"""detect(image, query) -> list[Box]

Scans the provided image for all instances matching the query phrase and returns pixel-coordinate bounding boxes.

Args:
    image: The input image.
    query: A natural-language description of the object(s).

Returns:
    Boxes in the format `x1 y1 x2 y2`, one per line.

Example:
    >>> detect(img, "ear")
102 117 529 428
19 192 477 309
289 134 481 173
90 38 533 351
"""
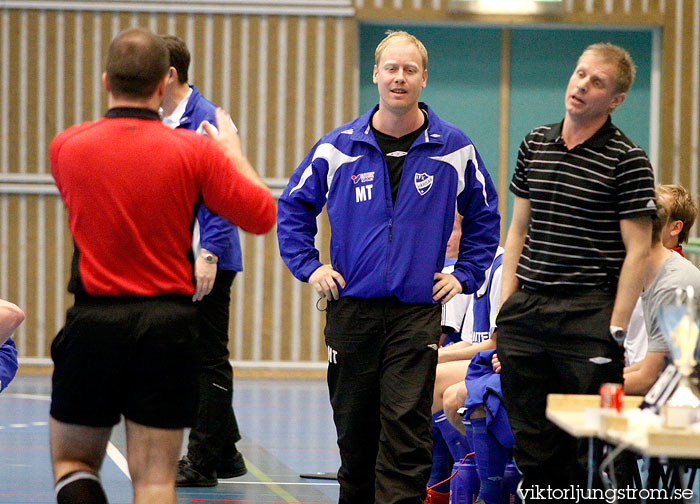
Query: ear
372 65 378 84
422 68 427 89
102 72 110 94
610 92 626 112
156 74 168 100
670 220 683 238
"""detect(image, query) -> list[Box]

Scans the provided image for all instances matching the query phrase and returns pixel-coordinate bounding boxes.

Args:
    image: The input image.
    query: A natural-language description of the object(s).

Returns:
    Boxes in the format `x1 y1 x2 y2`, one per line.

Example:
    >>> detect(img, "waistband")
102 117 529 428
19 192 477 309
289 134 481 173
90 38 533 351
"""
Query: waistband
73 293 192 307
521 283 616 298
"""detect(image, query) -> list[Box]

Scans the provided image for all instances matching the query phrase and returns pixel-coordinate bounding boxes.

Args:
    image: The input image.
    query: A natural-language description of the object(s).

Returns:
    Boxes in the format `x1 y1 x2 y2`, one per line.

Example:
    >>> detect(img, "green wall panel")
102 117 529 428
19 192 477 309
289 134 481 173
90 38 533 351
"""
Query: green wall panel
359 24 502 185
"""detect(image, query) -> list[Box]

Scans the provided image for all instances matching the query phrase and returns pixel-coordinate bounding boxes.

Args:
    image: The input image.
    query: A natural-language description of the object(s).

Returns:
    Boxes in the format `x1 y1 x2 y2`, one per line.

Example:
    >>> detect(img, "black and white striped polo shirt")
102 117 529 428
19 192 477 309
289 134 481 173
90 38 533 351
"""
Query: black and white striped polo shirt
511 117 656 289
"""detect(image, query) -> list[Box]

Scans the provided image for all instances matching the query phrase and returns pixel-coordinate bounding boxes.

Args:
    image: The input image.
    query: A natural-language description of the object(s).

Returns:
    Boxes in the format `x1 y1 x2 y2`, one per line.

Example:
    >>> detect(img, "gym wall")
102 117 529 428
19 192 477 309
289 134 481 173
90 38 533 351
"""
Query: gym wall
0 0 696 371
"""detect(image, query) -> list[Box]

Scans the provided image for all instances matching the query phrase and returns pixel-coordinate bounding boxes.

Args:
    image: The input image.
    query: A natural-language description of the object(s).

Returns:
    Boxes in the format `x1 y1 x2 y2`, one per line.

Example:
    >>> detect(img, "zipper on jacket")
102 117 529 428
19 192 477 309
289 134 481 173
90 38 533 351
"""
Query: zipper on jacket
382 217 394 292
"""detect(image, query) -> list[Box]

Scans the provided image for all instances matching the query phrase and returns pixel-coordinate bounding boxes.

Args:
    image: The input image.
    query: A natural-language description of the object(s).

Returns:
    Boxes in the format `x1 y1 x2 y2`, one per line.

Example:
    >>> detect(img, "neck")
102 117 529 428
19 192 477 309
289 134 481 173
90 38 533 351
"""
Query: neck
645 243 673 289
372 105 424 138
161 82 190 118
561 113 608 150
108 94 160 113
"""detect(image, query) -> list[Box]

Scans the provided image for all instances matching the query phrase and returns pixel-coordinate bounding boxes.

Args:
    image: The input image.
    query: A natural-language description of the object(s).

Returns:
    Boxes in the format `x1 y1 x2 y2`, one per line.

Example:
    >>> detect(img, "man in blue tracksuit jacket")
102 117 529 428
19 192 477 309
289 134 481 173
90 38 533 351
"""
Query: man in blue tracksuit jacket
0 299 23 394
161 35 246 487
277 31 500 504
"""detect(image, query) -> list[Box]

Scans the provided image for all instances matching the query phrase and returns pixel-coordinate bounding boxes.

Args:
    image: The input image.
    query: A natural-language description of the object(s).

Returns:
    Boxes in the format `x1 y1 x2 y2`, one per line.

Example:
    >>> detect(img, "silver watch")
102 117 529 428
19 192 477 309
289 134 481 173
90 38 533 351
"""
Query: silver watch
201 251 218 264
610 325 627 345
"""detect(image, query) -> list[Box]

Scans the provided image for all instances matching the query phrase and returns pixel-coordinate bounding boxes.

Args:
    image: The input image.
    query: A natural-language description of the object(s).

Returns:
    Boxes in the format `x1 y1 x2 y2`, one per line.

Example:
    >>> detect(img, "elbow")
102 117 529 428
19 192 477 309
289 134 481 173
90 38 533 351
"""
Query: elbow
237 192 277 235
624 374 653 396
249 197 278 235
3 303 24 331
259 198 278 234
0 303 25 343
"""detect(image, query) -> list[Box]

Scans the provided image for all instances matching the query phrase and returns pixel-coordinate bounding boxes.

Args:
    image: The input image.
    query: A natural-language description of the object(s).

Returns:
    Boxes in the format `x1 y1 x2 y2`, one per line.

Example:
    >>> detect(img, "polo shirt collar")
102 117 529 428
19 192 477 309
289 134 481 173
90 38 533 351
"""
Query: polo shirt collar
105 108 160 121
544 116 616 148
161 86 194 128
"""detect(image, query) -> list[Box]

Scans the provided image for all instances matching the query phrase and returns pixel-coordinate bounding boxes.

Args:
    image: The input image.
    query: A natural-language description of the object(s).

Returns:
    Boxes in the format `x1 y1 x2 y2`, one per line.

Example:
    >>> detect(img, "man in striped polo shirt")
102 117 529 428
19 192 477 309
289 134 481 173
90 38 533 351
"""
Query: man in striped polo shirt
497 43 656 497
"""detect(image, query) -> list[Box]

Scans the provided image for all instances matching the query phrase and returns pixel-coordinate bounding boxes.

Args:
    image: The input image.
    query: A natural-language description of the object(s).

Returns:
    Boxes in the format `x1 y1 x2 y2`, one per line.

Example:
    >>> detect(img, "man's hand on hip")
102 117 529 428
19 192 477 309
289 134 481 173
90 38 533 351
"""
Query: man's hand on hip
433 272 462 305
309 264 346 301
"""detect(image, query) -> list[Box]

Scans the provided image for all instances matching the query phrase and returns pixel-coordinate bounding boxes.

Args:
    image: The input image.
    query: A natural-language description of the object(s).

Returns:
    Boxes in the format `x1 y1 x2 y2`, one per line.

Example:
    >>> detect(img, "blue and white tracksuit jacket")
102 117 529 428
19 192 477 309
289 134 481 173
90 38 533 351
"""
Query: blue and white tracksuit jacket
178 85 242 272
471 250 503 343
0 338 17 393
277 103 500 304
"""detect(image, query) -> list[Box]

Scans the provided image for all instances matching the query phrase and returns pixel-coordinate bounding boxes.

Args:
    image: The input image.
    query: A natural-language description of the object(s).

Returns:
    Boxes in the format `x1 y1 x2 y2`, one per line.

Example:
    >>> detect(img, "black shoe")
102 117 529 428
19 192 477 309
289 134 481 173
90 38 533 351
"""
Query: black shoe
216 451 247 479
176 456 218 487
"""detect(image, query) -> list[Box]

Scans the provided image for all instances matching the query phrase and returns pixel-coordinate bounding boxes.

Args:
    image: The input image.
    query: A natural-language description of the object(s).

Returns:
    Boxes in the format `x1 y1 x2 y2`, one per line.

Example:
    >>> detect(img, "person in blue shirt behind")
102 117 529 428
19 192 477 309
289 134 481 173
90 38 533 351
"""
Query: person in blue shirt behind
160 34 247 488
428 238 504 504
277 30 500 504
0 299 25 393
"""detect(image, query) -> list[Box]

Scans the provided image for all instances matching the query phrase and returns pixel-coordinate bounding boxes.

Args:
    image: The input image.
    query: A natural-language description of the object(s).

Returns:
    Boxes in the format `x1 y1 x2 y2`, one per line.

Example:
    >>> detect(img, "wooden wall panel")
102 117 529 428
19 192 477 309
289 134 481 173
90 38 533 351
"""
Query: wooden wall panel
1 3 356 369
2 0 698 368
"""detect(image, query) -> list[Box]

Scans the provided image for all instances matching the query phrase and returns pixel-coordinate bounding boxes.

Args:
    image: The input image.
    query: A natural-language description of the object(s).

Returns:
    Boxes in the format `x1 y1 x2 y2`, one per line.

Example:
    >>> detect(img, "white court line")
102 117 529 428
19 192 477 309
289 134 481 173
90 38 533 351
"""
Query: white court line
4 393 50 401
106 442 131 481
5 393 131 482
2 393 333 489
218 480 338 486
102 445 337 487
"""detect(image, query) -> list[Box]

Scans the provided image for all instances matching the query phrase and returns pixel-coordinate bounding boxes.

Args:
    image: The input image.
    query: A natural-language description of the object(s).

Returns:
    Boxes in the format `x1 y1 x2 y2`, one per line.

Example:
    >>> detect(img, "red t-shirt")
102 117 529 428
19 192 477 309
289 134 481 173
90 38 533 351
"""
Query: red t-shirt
50 108 275 297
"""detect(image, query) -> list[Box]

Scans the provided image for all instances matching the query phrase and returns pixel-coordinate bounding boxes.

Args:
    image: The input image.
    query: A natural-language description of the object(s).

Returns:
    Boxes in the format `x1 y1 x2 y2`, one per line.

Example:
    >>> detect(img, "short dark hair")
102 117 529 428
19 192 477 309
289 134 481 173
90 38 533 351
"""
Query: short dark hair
106 28 169 99
161 34 190 84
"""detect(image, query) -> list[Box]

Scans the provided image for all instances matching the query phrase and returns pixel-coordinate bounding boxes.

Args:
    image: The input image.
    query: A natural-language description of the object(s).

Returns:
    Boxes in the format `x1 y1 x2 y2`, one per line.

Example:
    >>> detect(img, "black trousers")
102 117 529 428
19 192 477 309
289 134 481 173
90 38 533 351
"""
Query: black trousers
325 297 441 504
496 287 624 502
186 270 242 470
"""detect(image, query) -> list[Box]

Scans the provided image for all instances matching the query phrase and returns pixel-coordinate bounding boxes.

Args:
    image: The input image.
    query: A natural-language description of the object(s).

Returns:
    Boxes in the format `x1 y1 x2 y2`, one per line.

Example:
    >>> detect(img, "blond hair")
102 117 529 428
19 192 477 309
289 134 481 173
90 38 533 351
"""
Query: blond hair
374 30 428 70
580 42 636 94
654 184 698 244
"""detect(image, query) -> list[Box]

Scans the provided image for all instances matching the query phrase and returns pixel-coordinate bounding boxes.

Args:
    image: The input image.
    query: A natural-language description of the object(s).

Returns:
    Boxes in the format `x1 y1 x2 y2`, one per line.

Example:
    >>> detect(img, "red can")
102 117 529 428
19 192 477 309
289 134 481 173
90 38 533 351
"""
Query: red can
600 383 624 412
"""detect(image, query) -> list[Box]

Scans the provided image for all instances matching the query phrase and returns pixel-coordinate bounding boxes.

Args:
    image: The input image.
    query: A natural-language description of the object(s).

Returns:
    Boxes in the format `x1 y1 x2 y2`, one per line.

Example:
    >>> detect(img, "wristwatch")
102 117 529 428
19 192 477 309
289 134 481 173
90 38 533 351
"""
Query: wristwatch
201 250 218 264
610 325 627 345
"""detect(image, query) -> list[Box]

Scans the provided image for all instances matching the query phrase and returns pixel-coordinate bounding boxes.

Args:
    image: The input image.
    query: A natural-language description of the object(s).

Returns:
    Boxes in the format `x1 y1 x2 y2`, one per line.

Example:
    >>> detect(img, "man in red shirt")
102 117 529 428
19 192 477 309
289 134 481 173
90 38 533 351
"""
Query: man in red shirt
49 28 275 504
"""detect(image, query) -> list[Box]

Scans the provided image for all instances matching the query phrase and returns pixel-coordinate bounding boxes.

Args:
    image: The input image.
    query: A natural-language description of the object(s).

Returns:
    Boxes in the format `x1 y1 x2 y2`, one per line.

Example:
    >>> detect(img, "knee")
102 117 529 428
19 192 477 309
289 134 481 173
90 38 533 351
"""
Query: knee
468 406 486 420
443 386 460 416
132 481 176 504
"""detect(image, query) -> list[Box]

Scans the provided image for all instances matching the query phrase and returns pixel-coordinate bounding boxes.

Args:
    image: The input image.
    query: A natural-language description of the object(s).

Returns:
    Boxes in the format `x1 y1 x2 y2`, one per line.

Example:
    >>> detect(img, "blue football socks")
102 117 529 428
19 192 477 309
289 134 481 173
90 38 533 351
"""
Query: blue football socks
472 416 509 504
433 410 469 461
428 421 454 493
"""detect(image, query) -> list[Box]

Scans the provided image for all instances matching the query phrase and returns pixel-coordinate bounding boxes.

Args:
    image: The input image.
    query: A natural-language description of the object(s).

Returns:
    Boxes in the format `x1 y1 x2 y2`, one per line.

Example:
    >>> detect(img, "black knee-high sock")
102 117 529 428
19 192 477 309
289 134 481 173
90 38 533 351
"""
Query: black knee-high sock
55 471 108 504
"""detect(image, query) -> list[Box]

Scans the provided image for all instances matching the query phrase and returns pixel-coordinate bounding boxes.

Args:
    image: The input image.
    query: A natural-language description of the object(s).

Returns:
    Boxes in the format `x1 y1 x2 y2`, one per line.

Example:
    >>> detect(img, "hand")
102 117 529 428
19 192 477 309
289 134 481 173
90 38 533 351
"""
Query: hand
202 108 243 160
309 264 346 301
203 109 267 189
492 353 501 374
193 255 217 302
432 272 463 304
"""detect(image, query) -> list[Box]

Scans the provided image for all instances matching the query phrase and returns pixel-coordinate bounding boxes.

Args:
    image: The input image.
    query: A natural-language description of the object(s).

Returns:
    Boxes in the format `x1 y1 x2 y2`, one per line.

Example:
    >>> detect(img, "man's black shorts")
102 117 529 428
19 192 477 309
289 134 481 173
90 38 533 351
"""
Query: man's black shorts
50 295 199 429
